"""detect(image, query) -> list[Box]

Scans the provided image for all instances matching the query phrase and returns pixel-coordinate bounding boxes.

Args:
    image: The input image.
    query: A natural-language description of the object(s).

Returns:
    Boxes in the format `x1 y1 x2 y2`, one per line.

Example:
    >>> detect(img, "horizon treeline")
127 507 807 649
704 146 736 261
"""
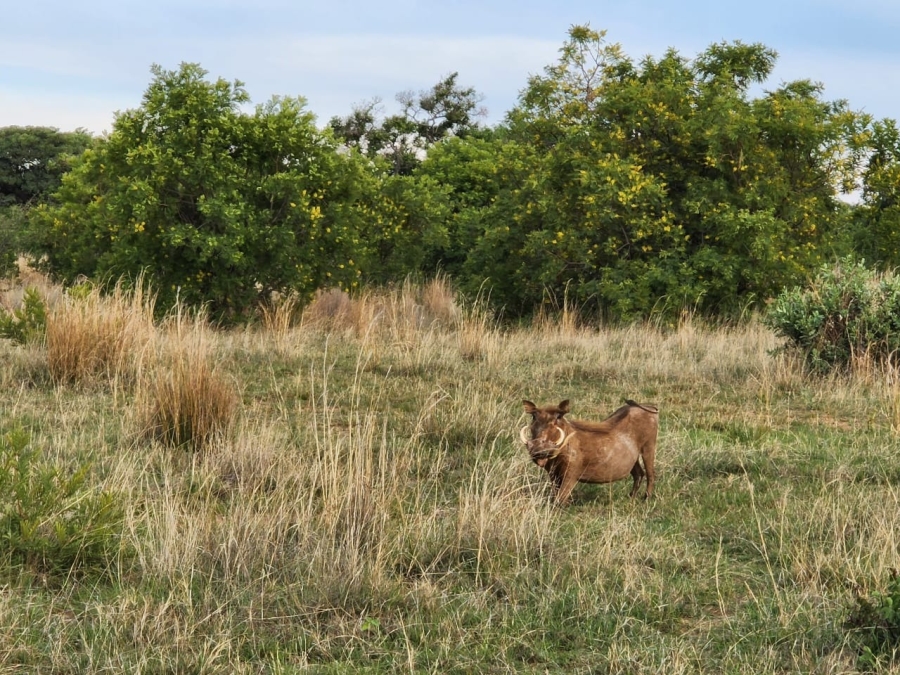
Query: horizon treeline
2 25 899 322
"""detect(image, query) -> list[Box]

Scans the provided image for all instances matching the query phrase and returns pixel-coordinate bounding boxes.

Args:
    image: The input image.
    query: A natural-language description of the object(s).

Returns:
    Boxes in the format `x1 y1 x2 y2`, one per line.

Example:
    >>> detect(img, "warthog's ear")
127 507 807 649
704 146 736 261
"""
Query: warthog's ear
557 400 570 417
523 400 538 415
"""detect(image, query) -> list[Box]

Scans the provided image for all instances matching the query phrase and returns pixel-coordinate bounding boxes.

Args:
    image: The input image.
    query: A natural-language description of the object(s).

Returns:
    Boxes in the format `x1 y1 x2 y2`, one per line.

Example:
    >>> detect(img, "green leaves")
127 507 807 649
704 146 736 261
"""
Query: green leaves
28 64 457 319
330 72 484 176
27 66 348 317
0 126 93 207
17 28 892 323
846 571 900 670
765 257 900 371
0 287 47 345
0 425 127 579
434 24 868 320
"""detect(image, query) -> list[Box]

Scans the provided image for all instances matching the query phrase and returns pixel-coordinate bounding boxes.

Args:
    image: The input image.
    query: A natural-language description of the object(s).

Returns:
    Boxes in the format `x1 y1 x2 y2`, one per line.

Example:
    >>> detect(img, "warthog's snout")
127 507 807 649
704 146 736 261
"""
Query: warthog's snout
520 424 569 467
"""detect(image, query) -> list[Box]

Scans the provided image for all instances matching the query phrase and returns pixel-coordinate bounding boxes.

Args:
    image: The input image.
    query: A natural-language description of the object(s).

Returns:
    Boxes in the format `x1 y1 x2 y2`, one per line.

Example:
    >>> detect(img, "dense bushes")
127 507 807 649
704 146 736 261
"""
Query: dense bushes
16 27 898 323
765 258 900 371
29 65 448 320
421 27 869 319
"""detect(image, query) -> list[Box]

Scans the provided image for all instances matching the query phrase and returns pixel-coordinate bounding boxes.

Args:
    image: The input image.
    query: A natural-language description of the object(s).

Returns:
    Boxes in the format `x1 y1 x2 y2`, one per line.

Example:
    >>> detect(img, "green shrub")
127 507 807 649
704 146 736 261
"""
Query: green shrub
764 258 900 371
0 426 127 579
0 206 27 278
846 571 900 670
0 287 47 345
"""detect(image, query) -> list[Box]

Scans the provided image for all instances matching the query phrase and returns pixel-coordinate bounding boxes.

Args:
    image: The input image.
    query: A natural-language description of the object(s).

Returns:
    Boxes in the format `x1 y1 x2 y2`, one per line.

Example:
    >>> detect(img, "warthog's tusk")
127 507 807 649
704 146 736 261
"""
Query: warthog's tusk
519 426 531 444
553 426 566 446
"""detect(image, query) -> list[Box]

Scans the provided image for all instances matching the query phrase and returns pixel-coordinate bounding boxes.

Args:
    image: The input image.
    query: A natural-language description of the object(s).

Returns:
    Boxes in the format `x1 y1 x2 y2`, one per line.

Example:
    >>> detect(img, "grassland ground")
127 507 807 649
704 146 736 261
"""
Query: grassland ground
1 277 899 672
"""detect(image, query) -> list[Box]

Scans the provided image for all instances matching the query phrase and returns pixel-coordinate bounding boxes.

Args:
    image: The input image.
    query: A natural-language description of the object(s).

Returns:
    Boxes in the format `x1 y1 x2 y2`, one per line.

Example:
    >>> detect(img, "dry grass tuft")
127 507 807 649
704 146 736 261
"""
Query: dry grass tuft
533 285 582 337
46 278 155 386
454 444 552 575
299 277 464 342
259 291 303 339
0 257 63 310
456 293 498 363
136 309 238 450
420 273 460 326
301 287 355 331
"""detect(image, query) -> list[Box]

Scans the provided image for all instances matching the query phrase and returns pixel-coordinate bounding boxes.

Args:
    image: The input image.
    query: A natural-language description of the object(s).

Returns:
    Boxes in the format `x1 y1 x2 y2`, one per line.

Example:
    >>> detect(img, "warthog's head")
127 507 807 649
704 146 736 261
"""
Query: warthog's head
521 399 574 467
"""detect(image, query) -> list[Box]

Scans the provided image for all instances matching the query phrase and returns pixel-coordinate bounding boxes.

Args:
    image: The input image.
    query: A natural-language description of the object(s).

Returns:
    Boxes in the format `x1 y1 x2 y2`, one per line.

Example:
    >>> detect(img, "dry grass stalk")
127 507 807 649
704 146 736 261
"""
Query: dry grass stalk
454 444 552 575
301 287 354 331
533 285 582 337
456 290 499 363
421 273 460 327
0 257 64 311
300 277 464 343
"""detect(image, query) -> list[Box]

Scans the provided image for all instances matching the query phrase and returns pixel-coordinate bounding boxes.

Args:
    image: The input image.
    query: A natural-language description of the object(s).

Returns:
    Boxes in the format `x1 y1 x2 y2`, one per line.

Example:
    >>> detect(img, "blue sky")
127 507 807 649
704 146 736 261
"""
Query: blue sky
3 0 899 133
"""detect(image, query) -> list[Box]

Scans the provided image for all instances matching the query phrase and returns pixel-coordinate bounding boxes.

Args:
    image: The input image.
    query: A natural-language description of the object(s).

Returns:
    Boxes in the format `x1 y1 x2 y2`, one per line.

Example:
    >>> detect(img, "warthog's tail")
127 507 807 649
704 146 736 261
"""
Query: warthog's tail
625 399 659 414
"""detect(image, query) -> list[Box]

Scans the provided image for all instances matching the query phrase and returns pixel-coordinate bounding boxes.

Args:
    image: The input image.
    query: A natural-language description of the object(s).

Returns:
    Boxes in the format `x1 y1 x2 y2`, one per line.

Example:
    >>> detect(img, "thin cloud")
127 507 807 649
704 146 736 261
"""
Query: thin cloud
0 87 121 132
3 2 900 133
0 32 560 131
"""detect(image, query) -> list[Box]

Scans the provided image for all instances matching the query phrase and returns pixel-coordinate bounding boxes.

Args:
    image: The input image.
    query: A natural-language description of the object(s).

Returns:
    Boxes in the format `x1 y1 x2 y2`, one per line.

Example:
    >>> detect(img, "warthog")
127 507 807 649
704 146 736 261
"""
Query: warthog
520 399 658 503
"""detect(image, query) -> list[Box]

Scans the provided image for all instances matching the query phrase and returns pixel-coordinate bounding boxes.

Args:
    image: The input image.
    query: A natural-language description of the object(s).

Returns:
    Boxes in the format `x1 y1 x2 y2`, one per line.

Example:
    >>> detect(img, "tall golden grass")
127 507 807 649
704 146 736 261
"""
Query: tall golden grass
9 273 239 451
45 279 156 386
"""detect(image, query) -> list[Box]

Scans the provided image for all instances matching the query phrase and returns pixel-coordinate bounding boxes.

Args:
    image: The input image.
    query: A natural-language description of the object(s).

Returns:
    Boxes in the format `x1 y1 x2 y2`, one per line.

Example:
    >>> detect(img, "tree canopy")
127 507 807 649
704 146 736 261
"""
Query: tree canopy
422 26 873 318
329 72 485 176
0 126 93 207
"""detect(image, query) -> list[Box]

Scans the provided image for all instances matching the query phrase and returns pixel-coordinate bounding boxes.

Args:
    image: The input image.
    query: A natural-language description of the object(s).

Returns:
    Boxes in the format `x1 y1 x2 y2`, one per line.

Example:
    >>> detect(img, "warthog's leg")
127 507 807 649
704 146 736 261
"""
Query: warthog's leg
555 471 579 505
629 461 645 498
642 440 656 499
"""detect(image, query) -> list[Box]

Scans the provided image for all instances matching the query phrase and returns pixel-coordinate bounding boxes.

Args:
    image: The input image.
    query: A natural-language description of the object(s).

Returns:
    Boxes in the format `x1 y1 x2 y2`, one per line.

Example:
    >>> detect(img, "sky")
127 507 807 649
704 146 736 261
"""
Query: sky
3 0 900 134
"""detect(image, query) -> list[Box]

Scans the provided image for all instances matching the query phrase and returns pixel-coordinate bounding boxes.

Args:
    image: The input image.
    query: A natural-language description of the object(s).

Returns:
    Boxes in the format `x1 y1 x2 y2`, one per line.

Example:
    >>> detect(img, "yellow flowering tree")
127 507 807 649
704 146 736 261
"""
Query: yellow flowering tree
452 26 865 318
32 64 374 318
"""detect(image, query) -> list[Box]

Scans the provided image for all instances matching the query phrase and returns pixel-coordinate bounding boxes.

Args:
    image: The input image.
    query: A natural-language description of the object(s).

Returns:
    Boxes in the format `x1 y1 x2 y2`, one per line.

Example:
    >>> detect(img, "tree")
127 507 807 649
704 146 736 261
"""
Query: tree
0 126 93 277
853 119 900 266
417 132 508 277
0 207 26 278
453 25 869 319
330 73 485 175
32 64 374 317
0 126 93 207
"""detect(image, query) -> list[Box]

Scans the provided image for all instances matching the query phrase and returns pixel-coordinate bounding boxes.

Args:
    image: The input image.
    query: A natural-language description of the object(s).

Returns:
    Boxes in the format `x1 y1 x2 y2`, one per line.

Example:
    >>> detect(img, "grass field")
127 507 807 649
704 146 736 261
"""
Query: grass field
1 275 900 673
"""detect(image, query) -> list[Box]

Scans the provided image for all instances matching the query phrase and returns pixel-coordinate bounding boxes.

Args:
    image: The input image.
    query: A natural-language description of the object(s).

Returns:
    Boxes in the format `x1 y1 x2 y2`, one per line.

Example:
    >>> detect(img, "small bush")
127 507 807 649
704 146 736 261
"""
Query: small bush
0 426 127 579
846 571 900 670
0 287 47 345
765 258 900 371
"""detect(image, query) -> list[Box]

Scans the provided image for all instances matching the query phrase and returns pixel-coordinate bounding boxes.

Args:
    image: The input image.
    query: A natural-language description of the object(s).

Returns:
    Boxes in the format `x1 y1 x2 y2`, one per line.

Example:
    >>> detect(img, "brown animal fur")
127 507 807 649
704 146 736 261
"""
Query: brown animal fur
521 399 658 503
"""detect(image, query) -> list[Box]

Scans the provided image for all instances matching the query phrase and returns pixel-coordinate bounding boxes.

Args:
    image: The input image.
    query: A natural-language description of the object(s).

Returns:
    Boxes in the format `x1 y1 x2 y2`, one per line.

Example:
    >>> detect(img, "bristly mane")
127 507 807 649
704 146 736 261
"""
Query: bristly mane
568 405 631 433
625 399 659 414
